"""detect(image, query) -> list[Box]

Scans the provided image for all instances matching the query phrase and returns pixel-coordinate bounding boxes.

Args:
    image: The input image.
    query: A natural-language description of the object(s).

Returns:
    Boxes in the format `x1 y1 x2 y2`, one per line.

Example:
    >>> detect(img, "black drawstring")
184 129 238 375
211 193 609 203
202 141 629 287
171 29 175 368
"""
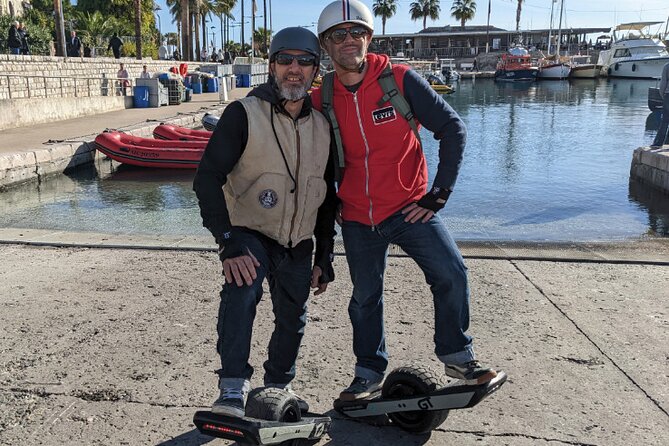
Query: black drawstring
270 106 297 193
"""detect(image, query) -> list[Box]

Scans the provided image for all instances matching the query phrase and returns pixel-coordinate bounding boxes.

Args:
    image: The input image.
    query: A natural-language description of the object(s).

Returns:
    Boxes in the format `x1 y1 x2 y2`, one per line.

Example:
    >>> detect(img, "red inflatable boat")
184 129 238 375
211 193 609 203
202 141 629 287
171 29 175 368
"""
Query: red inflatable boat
152 124 212 141
94 131 206 169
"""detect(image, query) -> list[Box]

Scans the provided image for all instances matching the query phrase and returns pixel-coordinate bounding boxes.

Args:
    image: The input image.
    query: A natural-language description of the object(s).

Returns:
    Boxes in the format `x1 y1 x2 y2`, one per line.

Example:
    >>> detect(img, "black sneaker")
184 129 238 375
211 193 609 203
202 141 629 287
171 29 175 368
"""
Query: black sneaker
266 383 310 413
339 377 382 402
212 386 248 418
444 360 497 385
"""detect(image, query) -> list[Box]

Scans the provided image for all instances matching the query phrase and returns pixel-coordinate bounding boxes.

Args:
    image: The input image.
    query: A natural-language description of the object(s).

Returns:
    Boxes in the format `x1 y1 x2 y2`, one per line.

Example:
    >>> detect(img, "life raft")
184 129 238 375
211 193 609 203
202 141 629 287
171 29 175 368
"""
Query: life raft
94 131 206 169
152 124 212 141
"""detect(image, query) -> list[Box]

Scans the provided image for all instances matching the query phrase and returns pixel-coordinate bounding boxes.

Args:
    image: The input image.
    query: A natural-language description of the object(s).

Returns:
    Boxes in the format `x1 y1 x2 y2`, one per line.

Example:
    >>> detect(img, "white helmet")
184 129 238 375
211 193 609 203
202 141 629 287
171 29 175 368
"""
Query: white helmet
317 0 374 37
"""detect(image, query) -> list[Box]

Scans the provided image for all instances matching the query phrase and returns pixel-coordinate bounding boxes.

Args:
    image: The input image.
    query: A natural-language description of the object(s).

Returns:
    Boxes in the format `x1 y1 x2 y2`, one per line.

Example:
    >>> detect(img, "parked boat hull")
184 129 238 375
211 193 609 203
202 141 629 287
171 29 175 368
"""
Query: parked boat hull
153 124 211 141
494 69 538 82
570 64 601 78
538 63 571 80
605 57 669 79
95 132 206 169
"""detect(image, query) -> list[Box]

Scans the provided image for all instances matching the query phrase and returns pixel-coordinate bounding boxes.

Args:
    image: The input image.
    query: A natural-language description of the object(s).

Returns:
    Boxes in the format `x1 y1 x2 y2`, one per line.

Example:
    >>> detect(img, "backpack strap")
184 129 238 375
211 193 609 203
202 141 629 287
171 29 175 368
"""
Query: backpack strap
320 71 345 181
376 64 422 150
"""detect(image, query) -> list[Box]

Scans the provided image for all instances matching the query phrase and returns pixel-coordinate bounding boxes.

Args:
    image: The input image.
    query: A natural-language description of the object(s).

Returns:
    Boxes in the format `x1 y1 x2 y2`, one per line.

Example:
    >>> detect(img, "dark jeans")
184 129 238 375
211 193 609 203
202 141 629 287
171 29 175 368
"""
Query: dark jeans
653 94 669 146
217 231 312 388
341 212 475 383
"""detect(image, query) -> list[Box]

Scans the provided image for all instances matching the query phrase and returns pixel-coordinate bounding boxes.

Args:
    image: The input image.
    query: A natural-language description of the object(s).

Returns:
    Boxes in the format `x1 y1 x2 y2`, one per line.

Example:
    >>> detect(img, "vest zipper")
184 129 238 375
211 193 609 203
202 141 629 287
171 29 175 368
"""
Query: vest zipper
352 92 375 229
288 120 301 246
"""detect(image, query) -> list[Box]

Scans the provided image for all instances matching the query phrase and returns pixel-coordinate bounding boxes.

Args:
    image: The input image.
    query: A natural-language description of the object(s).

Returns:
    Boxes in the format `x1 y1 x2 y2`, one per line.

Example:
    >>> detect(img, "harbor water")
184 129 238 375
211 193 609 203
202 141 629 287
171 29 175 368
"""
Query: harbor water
0 78 667 241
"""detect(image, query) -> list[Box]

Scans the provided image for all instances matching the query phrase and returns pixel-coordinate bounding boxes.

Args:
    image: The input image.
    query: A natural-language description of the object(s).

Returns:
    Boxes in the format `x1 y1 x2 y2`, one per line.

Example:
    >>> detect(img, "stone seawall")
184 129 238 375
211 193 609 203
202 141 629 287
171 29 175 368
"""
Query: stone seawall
0 55 205 131
631 146 669 194
0 54 202 100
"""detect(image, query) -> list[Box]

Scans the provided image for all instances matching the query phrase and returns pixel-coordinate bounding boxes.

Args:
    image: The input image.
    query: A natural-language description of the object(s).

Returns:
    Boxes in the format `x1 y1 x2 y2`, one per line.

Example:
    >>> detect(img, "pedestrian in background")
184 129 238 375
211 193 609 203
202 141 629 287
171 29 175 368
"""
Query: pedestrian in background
7 21 21 55
117 63 129 96
67 31 82 57
108 33 123 59
652 62 669 148
19 22 29 55
139 65 151 79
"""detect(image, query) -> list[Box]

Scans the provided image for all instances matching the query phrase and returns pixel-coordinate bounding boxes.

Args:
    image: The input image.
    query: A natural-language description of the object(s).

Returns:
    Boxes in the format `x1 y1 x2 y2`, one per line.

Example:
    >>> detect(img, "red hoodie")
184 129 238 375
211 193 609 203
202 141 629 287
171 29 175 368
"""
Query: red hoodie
311 53 428 227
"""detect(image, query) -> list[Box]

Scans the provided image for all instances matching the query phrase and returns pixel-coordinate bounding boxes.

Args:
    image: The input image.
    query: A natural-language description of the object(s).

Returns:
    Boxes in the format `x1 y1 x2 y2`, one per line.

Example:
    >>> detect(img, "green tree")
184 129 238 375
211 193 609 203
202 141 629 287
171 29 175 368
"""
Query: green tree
252 27 271 57
450 0 476 28
212 0 237 52
372 0 397 35
515 0 524 32
410 0 441 30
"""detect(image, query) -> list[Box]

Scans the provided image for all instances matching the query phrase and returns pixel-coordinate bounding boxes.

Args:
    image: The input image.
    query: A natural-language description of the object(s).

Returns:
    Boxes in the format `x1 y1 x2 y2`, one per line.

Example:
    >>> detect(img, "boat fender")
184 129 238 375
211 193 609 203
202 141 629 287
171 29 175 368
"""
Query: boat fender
614 63 620 71
632 63 636 72
608 67 612 75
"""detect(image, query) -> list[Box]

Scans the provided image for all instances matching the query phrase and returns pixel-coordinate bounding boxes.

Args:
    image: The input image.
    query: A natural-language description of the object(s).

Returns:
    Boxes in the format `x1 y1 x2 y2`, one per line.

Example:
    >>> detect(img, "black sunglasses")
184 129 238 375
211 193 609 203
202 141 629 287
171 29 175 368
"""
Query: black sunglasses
327 26 369 44
274 53 318 67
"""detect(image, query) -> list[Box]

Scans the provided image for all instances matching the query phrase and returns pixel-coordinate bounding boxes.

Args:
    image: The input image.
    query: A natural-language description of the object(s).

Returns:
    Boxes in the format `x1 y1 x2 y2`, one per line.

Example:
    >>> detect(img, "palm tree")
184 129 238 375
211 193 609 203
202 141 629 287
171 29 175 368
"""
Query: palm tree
372 0 397 35
450 0 476 28
213 0 236 52
409 0 441 30
134 0 142 58
515 0 524 32
180 0 190 59
252 27 271 57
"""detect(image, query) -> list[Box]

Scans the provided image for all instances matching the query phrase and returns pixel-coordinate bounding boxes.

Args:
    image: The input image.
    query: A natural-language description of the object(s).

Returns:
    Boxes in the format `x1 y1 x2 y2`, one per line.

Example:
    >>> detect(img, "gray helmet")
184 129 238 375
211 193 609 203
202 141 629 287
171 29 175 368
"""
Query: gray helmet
269 27 321 64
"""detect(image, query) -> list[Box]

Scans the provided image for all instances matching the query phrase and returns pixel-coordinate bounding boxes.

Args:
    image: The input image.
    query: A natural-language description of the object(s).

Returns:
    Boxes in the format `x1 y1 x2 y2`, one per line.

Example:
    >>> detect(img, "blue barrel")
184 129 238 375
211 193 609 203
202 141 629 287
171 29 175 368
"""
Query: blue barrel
207 77 219 93
184 77 191 89
192 81 202 94
133 86 150 108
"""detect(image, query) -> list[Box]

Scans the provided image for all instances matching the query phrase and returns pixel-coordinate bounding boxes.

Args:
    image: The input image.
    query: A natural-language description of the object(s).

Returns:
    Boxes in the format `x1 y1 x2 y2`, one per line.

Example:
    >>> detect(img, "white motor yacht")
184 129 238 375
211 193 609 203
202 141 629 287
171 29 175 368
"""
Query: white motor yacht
598 22 669 79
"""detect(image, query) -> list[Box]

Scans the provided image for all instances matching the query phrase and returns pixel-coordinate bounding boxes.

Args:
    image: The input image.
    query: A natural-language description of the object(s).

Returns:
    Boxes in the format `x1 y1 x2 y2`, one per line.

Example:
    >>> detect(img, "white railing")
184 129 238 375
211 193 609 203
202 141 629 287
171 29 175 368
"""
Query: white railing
0 74 135 100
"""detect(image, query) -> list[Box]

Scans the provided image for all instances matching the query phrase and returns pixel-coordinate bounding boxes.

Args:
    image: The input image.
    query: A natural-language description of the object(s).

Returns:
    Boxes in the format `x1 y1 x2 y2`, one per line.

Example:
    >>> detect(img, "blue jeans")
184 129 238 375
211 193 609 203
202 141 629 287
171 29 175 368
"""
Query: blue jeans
342 212 475 383
217 232 312 389
10 47 20 55
653 94 669 146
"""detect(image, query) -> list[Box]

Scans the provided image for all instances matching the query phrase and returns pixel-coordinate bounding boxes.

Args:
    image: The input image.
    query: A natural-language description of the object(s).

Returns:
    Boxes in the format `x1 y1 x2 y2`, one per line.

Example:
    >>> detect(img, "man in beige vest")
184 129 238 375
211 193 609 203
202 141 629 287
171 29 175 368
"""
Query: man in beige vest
193 27 336 418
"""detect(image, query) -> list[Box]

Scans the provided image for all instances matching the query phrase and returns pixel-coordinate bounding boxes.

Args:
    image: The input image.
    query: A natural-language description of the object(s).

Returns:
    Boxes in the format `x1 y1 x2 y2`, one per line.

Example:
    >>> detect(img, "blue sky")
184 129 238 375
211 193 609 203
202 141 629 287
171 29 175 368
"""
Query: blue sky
154 0 669 45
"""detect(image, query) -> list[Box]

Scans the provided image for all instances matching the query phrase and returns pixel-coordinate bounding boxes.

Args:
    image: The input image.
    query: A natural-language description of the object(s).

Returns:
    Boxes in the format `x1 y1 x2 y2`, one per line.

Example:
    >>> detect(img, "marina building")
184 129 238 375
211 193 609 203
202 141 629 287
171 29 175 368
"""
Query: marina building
371 25 612 59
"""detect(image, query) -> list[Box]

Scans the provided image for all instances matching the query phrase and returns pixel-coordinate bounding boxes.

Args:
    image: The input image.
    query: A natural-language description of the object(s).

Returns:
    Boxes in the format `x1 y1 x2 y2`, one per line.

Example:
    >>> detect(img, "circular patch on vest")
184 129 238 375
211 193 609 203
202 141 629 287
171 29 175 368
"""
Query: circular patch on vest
258 189 279 209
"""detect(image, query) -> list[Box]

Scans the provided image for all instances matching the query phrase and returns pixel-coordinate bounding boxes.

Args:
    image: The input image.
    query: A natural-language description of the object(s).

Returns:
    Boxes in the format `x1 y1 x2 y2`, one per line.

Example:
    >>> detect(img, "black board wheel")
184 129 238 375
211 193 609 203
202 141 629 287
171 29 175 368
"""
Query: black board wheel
381 365 449 434
246 387 302 423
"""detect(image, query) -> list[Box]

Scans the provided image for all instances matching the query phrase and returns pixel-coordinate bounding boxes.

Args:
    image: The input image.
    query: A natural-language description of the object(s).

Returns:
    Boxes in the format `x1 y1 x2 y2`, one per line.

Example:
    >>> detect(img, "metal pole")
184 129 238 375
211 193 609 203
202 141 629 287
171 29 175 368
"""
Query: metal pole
263 0 268 53
548 0 555 55
241 0 245 53
486 0 491 53
251 0 256 58
556 0 564 57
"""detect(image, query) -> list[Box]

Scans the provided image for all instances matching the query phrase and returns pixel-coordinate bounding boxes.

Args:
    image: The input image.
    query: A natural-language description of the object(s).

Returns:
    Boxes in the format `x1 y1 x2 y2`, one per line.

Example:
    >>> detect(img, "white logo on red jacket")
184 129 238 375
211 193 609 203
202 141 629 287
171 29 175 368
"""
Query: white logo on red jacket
372 106 397 125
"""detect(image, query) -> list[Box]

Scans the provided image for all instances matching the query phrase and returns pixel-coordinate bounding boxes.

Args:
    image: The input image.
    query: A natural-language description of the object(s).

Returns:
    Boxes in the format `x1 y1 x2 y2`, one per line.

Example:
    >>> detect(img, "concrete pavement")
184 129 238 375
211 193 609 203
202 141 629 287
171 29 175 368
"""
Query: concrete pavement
0 243 667 445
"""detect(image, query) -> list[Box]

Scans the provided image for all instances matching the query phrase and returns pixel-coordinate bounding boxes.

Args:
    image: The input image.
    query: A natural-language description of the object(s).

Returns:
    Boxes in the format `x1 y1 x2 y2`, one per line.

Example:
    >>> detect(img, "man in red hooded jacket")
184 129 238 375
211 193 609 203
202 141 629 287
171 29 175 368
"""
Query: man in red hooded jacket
311 0 498 402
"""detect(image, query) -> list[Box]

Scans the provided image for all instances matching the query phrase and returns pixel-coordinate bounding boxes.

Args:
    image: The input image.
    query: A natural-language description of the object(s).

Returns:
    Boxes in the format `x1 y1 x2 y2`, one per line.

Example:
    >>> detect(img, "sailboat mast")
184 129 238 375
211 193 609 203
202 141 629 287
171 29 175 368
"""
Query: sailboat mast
556 0 565 57
547 0 555 55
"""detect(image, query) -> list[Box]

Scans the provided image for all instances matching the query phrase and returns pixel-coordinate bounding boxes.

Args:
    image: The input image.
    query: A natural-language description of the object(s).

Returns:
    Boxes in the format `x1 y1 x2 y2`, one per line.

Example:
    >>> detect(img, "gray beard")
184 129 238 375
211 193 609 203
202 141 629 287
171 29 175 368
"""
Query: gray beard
278 82 309 101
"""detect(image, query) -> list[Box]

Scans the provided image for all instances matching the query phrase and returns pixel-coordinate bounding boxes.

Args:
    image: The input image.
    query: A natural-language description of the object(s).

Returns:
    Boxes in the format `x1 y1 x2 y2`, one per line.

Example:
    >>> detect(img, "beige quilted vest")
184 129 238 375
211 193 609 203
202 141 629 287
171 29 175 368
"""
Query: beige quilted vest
223 96 331 247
